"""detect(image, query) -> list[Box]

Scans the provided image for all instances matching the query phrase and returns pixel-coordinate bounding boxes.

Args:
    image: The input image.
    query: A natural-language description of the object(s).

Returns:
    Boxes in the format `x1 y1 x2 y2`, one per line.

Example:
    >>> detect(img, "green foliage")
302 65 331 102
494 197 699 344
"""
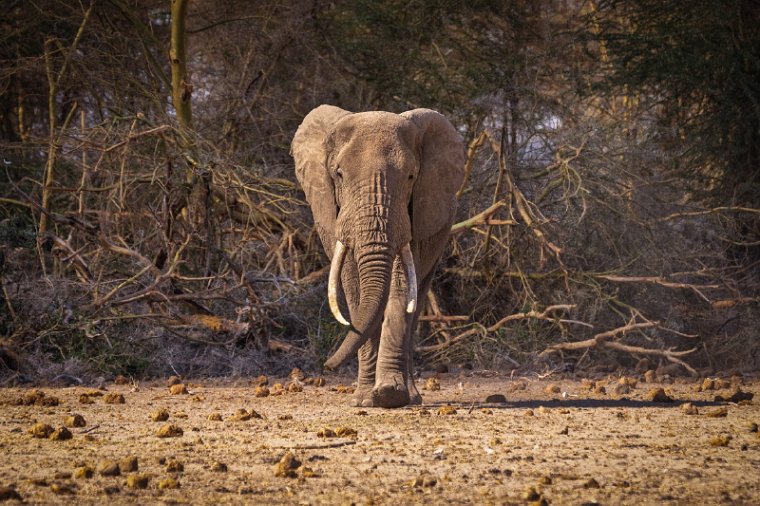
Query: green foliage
588 0 760 206
321 0 535 112
0 214 36 249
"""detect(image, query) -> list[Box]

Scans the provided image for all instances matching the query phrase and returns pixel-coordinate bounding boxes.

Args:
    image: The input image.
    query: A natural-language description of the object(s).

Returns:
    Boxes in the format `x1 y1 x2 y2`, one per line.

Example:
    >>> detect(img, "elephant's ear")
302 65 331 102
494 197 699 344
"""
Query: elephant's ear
291 105 352 256
401 109 465 241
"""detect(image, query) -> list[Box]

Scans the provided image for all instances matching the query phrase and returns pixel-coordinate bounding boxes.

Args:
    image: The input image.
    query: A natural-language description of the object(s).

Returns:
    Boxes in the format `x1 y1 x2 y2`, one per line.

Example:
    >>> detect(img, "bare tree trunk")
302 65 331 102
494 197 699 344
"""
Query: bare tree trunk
38 5 93 255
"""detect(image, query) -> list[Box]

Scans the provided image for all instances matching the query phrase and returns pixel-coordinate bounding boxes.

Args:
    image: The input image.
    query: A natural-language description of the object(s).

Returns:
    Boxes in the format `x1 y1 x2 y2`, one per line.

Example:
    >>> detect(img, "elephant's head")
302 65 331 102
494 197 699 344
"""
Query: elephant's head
291 105 464 369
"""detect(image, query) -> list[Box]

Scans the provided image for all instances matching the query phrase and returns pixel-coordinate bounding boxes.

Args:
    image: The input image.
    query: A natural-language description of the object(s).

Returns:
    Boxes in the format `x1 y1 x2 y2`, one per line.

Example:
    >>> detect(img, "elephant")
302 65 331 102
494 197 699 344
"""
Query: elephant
291 105 464 408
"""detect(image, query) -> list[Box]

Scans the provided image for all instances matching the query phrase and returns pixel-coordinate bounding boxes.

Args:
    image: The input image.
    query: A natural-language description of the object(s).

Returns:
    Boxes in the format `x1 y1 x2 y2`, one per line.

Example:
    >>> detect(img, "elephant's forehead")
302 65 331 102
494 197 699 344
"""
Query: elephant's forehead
333 113 415 154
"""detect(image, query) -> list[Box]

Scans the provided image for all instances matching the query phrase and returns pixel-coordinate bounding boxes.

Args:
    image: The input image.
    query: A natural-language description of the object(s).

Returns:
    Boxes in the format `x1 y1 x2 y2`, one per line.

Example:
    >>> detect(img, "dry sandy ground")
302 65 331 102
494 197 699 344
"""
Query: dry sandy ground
1 370 759 505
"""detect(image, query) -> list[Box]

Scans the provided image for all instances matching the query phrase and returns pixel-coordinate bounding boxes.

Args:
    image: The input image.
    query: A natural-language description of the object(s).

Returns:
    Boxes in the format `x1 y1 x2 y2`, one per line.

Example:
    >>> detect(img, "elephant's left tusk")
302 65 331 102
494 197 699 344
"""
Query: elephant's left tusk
328 240 351 326
401 243 417 314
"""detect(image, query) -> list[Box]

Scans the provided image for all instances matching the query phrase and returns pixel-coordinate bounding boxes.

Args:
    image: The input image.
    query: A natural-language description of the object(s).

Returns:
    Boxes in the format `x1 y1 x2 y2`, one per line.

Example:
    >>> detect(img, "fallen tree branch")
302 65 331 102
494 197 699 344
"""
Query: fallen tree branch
595 274 718 302
416 304 582 353
539 320 698 375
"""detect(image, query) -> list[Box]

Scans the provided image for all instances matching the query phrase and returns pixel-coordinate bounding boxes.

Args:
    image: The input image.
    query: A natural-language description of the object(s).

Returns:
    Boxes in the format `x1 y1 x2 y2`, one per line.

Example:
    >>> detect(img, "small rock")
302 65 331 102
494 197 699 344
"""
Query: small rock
748 422 758 433
158 477 180 489
646 388 674 402
229 409 262 422
49 483 75 495
150 409 170 422
29 423 54 438
273 452 301 478
709 435 731 447
706 407 728 418
544 384 561 394
207 412 223 421
78 394 94 404
522 486 540 500
411 475 437 488
126 474 149 489
165 459 184 473
437 405 458 415
254 386 270 397
538 475 553 485
287 382 303 393
316 427 336 438
313 376 326 387
485 394 507 403
49 427 72 441
581 379 596 390
99 461 121 477
333 384 355 394
119 456 138 473
169 384 188 395
643 370 657 383
64 414 86 428
507 381 527 392
103 393 125 404
613 383 631 395
73 466 94 479
114 375 129 385
156 424 183 438
210 461 228 473
335 427 357 437
424 377 441 391
715 388 754 403
680 403 699 415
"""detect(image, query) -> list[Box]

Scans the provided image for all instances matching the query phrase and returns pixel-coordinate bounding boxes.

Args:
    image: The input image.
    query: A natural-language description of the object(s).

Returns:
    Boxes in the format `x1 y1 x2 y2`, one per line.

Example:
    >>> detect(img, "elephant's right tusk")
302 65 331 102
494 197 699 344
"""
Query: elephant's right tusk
328 240 351 326
401 243 417 314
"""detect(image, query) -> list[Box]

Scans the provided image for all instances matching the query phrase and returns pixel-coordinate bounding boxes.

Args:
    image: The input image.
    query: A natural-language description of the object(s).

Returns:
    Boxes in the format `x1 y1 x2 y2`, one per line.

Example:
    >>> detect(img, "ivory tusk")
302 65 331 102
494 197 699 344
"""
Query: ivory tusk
401 243 417 314
328 240 351 326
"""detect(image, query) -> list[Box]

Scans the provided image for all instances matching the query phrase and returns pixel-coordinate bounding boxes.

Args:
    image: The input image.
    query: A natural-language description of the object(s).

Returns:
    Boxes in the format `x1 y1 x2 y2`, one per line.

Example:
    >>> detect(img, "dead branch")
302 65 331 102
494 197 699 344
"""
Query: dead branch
416 304 582 353
595 274 718 301
450 201 512 234
539 321 698 374
658 206 760 222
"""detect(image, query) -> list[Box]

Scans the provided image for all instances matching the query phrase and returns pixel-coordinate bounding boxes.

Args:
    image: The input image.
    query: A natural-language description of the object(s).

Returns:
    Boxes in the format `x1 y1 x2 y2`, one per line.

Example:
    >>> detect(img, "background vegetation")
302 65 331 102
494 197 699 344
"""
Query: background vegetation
1 0 758 382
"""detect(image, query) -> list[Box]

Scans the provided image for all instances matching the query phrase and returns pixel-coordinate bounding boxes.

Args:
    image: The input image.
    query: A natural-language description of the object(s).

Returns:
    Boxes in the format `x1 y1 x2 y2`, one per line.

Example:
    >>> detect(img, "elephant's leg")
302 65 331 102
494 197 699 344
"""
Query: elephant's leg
340 255 380 407
351 333 380 407
372 258 411 408
404 271 435 406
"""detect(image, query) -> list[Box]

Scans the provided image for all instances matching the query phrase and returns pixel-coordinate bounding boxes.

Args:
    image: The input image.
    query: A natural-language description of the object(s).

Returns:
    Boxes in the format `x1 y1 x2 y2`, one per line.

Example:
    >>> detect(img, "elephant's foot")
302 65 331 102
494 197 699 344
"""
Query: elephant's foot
350 385 375 408
371 375 410 408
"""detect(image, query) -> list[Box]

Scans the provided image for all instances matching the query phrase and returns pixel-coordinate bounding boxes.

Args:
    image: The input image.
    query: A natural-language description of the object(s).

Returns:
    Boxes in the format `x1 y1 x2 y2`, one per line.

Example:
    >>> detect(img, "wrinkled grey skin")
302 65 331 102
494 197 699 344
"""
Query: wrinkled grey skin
291 105 464 407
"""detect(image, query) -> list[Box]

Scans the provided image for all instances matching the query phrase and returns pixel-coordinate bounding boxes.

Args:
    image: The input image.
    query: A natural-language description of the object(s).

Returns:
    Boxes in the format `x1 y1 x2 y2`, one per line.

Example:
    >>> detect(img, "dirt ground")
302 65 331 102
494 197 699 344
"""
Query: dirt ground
1 370 759 505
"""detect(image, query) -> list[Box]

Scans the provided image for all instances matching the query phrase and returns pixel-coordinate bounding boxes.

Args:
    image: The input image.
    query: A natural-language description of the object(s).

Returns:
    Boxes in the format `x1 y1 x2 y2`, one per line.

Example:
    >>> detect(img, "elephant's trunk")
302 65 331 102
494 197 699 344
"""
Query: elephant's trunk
323 241 393 370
